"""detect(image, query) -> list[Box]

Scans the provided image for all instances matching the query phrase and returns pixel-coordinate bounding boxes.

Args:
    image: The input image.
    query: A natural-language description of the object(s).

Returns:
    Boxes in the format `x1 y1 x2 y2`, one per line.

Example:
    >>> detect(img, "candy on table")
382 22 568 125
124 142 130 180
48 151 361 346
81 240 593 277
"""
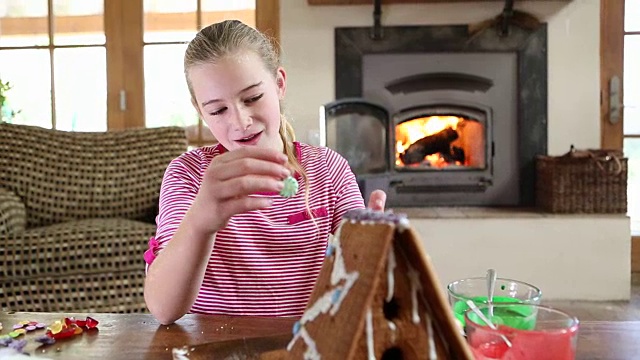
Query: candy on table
35 335 56 345
0 316 99 351
45 316 99 341
10 320 46 334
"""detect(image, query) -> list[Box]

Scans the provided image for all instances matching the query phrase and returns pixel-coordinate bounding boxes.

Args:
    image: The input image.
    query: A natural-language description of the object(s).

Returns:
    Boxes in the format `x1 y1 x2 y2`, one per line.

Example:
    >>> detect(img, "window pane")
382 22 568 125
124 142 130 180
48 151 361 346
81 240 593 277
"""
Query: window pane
144 44 198 129
54 47 107 132
53 0 104 45
0 0 49 47
626 0 640 32
625 138 640 235
144 0 197 43
0 49 52 128
624 35 640 135
201 0 255 28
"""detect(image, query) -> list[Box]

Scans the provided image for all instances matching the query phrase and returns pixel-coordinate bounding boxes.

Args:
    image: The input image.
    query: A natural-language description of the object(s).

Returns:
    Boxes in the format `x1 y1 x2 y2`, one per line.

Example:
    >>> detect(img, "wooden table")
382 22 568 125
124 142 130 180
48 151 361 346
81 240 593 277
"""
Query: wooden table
1 312 639 359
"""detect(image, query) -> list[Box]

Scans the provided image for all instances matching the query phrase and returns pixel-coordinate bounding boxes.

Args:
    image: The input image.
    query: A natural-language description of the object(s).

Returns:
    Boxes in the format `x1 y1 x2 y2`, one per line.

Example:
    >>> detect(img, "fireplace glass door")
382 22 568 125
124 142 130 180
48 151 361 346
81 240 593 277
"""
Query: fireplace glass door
393 105 488 172
320 99 389 175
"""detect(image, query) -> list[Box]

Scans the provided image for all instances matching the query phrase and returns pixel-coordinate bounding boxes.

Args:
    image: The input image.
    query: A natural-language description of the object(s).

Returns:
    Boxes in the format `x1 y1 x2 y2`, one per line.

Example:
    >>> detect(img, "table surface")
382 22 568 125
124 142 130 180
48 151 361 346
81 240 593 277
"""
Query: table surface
1 312 639 359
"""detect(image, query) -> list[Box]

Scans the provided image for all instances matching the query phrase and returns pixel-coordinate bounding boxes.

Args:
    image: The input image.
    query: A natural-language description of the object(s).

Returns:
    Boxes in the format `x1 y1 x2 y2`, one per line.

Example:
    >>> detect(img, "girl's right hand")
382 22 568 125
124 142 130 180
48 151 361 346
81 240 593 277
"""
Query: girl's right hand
187 147 290 235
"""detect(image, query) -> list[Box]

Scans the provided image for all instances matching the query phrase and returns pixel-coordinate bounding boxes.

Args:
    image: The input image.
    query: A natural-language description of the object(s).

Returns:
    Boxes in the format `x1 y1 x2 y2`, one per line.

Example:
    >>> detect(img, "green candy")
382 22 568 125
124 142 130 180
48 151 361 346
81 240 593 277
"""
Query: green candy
280 176 298 198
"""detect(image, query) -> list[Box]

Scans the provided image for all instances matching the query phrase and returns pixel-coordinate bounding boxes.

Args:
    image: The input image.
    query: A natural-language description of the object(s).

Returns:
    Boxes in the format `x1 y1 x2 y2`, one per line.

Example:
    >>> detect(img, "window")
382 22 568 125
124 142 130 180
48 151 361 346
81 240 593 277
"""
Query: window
0 0 278 146
624 1 640 234
0 0 107 131
143 0 257 147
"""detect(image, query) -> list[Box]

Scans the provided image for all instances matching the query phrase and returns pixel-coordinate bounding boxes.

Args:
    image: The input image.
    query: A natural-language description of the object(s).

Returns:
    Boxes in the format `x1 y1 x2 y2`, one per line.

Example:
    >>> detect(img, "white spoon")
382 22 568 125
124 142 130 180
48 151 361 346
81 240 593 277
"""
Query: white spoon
487 268 497 317
466 300 512 348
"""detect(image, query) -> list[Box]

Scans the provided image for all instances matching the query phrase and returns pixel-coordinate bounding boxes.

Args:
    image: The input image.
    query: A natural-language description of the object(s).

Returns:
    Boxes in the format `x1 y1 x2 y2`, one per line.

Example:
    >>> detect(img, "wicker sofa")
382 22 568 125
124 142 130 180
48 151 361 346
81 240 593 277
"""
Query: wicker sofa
0 123 187 313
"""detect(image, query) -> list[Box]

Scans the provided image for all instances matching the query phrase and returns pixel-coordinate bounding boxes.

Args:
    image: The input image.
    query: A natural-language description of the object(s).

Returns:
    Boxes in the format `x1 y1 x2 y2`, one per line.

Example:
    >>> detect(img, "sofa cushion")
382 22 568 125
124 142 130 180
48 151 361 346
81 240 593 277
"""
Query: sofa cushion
0 123 187 228
0 218 154 312
0 218 154 279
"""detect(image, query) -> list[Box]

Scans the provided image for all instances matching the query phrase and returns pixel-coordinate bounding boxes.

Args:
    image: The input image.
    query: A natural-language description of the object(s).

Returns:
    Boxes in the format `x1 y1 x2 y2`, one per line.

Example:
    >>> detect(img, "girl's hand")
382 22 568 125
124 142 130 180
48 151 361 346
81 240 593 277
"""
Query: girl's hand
188 147 290 235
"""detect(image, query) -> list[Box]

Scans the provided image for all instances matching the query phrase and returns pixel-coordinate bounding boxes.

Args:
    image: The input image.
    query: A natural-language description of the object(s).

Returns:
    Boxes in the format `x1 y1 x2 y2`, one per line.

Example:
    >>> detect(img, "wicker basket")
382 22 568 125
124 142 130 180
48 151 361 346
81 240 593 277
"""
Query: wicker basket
535 147 627 213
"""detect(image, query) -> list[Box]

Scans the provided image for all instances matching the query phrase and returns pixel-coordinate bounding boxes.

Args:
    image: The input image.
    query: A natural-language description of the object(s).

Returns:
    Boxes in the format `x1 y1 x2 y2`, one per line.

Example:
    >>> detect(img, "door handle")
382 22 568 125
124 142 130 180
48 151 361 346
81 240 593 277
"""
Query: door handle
609 75 621 125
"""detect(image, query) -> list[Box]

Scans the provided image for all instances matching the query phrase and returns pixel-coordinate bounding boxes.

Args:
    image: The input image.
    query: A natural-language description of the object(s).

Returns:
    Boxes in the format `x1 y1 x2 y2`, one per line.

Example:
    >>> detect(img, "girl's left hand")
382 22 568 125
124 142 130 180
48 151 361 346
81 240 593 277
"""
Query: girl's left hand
367 189 387 212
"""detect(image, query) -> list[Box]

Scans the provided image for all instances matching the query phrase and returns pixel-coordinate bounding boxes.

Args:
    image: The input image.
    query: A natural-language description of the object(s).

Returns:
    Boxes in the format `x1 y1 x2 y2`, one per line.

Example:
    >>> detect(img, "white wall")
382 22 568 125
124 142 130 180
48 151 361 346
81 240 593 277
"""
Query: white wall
280 0 600 155
411 215 630 301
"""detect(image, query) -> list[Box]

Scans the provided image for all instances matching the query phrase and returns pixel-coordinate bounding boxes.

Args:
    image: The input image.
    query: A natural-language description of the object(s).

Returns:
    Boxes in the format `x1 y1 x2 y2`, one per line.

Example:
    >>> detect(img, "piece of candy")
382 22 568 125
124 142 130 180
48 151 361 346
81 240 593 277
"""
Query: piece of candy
12 324 23 330
13 329 26 335
85 317 99 329
35 335 56 345
48 328 76 340
25 325 36 332
49 321 63 334
280 176 298 198
8 331 20 338
8 339 27 352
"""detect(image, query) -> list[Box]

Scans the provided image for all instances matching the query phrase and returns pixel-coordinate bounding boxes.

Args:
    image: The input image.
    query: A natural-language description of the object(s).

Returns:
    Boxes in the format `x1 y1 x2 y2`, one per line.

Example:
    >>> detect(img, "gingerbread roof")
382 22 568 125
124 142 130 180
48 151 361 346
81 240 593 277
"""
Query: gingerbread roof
285 208 473 359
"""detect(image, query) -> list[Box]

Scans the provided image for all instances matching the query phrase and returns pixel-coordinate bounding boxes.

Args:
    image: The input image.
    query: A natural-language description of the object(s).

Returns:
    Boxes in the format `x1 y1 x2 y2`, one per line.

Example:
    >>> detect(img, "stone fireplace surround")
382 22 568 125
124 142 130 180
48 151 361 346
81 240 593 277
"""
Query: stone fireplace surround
334 23 547 207
329 22 630 301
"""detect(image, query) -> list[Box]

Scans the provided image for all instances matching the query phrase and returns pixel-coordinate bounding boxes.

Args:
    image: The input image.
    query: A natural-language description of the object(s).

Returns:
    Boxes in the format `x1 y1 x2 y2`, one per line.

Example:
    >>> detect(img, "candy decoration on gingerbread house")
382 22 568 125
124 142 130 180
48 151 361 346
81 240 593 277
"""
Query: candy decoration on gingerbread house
286 208 473 359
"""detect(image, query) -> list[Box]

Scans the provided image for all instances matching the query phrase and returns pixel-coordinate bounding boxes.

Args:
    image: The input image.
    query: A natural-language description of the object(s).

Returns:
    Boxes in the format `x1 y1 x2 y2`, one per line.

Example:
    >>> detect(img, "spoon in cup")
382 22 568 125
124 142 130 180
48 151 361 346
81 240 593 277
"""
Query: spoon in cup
487 268 497 317
466 300 512 348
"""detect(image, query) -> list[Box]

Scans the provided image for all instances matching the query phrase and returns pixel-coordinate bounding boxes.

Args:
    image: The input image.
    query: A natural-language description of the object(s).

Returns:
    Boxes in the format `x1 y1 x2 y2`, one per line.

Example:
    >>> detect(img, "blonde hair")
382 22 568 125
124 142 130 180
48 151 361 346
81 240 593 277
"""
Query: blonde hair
184 20 313 221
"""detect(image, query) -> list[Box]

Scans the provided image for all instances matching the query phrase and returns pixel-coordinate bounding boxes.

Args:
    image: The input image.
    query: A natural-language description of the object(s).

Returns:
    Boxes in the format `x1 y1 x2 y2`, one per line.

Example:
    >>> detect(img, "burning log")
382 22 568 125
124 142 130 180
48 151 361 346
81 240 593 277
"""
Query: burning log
442 146 466 164
400 127 459 165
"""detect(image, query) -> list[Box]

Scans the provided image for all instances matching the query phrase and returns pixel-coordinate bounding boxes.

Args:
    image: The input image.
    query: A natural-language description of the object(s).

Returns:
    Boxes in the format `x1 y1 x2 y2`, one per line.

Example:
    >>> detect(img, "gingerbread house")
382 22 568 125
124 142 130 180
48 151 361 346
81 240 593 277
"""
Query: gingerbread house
285 208 473 359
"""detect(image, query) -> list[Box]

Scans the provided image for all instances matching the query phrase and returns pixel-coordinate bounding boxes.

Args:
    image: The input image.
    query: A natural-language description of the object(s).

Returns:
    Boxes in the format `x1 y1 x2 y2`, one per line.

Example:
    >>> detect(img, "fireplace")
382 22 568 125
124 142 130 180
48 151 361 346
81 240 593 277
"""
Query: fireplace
320 24 548 207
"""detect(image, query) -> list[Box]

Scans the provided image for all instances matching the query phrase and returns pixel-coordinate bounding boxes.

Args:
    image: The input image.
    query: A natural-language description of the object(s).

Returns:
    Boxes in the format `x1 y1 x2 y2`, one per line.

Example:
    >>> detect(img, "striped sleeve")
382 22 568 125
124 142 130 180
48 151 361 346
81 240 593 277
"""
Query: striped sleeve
146 152 204 265
325 147 365 234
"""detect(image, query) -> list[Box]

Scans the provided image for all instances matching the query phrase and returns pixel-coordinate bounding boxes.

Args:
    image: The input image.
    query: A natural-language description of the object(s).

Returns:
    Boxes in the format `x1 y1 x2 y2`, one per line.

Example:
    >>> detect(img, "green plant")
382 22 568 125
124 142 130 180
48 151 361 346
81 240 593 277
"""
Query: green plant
0 79 11 108
0 78 19 123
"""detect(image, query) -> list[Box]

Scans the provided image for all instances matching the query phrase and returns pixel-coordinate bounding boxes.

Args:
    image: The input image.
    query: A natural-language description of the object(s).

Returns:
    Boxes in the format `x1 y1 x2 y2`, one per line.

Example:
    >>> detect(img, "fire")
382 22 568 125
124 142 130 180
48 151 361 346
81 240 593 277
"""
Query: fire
395 116 462 167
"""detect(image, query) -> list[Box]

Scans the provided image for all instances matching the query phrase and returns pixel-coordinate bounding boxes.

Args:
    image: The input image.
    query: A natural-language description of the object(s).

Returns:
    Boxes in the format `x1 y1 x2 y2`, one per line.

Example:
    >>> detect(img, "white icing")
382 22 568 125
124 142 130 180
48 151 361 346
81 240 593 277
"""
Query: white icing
300 290 336 323
287 327 321 360
301 328 321 360
385 246 396 302
425 314 438 360
397 218 410 232
387 321 397 344
329 272 359 316
171 346 190 360
290 219 360 355
366 308 375 360
407 266 422 324
287 331 301 351
330 223 347 286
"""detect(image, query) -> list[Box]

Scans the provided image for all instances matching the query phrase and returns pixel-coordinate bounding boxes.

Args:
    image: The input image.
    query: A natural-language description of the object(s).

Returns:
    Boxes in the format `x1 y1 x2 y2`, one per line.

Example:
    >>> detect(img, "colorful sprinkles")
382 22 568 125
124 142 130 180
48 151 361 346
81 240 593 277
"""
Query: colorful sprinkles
280 176 299 198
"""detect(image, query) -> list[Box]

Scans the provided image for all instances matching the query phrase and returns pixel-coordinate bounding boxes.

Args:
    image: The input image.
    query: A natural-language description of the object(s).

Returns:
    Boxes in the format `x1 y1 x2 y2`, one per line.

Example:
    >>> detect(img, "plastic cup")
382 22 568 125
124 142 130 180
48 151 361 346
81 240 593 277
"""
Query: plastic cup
464 304 579 360
447 277 542 328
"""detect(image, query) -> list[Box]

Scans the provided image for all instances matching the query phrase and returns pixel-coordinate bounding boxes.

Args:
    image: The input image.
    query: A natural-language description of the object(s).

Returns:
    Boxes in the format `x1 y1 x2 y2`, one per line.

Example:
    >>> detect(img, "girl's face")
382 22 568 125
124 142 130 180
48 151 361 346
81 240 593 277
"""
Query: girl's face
188 50 286 153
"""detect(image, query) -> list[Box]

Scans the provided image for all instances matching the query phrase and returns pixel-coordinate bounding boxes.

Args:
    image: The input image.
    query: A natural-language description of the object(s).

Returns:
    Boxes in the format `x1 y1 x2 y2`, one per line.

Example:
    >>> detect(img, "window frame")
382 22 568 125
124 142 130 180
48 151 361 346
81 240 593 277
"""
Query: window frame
107 0 280 140
0 0 280 139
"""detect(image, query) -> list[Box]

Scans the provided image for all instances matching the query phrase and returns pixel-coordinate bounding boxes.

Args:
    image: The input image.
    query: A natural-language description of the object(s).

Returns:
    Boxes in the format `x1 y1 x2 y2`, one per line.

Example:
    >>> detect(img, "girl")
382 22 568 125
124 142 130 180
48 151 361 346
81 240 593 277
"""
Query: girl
143 20 386 325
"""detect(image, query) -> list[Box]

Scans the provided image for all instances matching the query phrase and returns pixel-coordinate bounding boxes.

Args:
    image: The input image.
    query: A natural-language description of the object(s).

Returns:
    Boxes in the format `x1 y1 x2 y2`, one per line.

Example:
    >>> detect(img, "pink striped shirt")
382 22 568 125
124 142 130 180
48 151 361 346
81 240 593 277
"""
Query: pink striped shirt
145 142 364 317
